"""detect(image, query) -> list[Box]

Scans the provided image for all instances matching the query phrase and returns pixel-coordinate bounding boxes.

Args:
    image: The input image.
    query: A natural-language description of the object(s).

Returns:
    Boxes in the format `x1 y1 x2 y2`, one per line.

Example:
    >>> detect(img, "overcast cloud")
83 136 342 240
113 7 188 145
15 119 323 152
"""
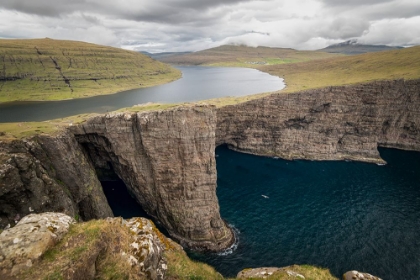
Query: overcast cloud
0 0 419 52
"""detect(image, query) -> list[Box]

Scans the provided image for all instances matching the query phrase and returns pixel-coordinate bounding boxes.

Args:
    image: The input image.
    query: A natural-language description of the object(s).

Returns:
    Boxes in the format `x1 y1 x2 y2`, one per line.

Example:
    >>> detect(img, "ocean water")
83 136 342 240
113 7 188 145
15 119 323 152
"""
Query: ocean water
189 146 420 279
101 146 420 279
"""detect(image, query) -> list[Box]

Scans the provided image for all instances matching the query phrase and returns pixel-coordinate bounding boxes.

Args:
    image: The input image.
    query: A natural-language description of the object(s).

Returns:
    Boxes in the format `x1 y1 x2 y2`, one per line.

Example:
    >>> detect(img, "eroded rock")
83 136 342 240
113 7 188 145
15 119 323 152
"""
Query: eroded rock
0 212 75 276
71 105 234 251
0 213 173 280
343 270 382 280
217 79 420 163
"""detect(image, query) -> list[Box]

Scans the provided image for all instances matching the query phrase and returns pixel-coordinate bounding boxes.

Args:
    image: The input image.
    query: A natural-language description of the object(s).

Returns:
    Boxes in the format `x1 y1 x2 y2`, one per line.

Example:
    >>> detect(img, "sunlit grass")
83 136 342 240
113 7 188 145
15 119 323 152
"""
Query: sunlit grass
0 38 181 102
260 45 420 93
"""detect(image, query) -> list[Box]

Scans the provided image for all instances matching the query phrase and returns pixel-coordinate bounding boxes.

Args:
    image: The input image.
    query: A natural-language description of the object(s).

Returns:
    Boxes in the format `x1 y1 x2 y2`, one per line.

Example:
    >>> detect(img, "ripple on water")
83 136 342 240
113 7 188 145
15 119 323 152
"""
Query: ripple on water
190 146 420 280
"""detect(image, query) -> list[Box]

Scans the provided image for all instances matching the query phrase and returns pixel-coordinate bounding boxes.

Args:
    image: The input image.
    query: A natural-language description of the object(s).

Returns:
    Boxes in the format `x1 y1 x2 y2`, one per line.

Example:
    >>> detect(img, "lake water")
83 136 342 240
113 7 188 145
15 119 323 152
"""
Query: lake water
0 66 284 122
188 146 420 279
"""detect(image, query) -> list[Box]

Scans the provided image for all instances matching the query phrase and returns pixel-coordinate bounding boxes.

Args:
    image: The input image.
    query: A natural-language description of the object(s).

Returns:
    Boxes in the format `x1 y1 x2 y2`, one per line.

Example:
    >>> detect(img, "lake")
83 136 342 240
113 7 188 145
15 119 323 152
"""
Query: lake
0 66 284 122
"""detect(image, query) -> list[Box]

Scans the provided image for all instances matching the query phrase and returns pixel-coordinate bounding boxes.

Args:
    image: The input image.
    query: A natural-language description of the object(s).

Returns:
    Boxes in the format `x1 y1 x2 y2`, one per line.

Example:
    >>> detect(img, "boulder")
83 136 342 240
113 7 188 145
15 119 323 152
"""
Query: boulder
0 212 75 276
343 270 382 280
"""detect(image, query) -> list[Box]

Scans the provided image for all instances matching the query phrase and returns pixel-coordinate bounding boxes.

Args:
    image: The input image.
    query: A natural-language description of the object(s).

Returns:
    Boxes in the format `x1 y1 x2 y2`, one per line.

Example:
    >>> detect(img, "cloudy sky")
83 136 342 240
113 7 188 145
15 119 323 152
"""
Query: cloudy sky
0 0 419 53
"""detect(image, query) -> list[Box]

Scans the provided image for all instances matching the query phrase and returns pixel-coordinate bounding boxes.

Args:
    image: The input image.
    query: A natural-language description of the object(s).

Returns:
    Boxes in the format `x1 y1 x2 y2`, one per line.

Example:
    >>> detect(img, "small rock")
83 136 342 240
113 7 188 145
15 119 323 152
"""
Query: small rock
343 270 382 280
0 212 75 275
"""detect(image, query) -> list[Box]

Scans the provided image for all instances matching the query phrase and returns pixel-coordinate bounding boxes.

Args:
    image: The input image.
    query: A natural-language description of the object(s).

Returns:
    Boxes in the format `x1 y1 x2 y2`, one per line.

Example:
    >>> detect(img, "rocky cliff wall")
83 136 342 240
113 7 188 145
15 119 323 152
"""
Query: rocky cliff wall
217 79 420 163
0 133 113 228
1 79 419 253
69 105 234 251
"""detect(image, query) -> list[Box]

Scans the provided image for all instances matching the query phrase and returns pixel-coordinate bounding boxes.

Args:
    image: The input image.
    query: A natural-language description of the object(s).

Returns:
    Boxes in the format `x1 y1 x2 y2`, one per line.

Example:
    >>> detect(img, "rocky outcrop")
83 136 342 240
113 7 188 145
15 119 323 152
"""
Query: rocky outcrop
343 270 382 280
0 135 113 229
1 79 419 253
0 140 77 227
217 79 420 163
69 105 234 251
0 212 75 277
237 265 337 279
0 213 171 280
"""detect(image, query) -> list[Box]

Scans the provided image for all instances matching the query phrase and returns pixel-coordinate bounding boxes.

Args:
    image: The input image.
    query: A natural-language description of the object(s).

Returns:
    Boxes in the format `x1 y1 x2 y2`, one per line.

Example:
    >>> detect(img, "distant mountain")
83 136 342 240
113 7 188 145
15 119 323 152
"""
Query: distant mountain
156 45 341 65
140 51 192 60
320 39 403 55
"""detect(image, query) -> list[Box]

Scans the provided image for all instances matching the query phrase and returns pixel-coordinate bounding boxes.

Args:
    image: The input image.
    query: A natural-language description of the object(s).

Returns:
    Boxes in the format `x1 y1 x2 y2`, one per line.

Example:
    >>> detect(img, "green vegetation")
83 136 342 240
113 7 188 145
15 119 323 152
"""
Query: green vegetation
159 43 420 103
165 249 224 279
22 219 132 280
0 103 178 139
8 216 338 280
165 249 338 280
262 265 337 280
261 45 420 93
0 38 181 102
159 45 343 66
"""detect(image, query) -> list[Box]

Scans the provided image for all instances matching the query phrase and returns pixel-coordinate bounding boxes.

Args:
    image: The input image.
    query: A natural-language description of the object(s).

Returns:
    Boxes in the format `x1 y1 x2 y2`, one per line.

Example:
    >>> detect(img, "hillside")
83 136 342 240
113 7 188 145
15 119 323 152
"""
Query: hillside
158 44 343 66
261 45 420 93
0 38 181 102
320 39 403 55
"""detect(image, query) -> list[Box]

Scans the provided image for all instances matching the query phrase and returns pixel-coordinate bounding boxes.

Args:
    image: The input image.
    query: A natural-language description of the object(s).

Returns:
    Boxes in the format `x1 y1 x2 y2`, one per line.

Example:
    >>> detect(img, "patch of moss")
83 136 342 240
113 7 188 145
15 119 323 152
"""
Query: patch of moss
165 249 224 280
43 270 64 280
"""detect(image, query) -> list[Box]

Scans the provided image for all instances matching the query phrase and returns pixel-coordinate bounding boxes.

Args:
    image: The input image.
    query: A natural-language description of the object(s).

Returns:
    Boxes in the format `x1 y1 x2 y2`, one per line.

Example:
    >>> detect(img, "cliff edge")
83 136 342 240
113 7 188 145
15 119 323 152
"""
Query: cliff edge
1 79 419 253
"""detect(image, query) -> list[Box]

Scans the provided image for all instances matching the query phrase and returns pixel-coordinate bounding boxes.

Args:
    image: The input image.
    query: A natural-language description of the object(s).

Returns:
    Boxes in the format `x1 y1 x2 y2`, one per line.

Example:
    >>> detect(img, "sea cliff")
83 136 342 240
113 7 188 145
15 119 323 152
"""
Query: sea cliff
1 79 419 252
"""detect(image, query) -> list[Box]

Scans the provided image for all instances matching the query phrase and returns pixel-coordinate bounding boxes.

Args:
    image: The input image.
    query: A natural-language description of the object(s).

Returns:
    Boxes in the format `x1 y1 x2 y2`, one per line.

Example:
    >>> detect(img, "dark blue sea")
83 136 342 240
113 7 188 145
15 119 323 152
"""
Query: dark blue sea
102 146 420 280
188 146 420 279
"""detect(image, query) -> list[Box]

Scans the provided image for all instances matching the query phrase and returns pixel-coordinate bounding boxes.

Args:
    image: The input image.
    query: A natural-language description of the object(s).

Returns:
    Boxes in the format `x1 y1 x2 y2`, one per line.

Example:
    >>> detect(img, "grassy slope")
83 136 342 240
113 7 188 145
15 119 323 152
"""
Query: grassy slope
16 219 336 280
260 45 420 93
1 45 419 139
159 45 343 66
0 38 181 102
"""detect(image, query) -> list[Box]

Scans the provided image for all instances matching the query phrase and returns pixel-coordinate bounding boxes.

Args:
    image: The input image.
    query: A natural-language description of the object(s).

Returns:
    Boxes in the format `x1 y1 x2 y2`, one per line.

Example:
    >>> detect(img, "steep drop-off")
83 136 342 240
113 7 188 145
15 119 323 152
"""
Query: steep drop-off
69 106 234 251
1 79 419 252
217 79 420 163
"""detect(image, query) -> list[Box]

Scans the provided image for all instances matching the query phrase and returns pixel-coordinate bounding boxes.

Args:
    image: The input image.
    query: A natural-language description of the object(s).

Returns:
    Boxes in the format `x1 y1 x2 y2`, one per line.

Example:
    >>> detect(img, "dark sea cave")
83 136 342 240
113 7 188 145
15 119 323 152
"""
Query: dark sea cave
101 178 150 220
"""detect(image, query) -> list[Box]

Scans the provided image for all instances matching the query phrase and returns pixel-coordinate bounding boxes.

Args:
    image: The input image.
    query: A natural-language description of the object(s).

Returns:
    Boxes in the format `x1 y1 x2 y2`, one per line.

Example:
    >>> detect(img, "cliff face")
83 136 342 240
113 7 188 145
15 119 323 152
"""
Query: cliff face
69 105 233 251
0 134 113 227
1 79 419 252
217 79 420 163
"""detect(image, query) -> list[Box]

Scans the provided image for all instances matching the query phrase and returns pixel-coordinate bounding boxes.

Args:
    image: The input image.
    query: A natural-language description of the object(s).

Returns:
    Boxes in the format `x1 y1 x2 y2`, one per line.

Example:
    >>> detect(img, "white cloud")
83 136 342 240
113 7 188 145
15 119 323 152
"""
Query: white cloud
0 0 419 52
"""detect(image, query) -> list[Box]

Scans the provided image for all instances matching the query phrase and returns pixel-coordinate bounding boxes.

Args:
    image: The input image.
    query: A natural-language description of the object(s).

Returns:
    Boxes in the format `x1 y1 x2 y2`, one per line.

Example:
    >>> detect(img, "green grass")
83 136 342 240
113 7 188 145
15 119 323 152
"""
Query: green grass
165 249 224 280
12 217 339 280
0 103 179 139
261 45 420 93
0 38 181 102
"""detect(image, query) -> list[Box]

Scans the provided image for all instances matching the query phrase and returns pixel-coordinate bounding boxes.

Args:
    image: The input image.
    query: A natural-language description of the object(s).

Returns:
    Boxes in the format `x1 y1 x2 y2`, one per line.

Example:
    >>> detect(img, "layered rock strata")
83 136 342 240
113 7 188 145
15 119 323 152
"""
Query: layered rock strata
0 134 113 228
1 79 419 253
69 105 234 251
217 79 420 163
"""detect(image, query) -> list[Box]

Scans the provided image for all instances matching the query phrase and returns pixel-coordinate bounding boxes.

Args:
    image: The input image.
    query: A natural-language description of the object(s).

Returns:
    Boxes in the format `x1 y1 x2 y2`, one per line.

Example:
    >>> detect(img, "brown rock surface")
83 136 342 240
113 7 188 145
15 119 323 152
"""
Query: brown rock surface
0 212 75 276
0 140 77 227
217 79 420 163
1 79 419 253
70 105 234 251
0 135 113 229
